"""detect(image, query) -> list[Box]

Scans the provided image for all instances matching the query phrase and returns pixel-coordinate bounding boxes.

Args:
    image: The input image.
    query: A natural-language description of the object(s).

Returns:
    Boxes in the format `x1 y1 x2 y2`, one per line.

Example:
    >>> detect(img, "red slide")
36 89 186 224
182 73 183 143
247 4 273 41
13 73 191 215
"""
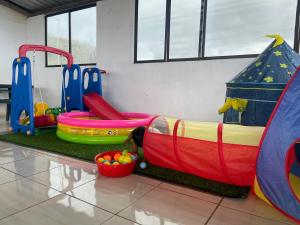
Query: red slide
83 93 126 120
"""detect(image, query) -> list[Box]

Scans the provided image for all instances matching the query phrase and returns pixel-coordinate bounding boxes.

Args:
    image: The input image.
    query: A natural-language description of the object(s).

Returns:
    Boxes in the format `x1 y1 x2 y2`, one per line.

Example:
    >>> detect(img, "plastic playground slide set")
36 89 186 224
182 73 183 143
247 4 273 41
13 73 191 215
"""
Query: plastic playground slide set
57 112 153 144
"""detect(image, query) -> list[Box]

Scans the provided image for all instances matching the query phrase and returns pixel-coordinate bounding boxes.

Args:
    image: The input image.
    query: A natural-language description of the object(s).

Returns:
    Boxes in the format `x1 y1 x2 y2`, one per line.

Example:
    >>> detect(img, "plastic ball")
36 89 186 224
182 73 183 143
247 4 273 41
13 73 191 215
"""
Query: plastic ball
103 155 112 162
114 153 121 161
122 155 132 164
103 161 111 166
112 162 120 165
139 162 147 169
97 157 105 163
118 156 124 164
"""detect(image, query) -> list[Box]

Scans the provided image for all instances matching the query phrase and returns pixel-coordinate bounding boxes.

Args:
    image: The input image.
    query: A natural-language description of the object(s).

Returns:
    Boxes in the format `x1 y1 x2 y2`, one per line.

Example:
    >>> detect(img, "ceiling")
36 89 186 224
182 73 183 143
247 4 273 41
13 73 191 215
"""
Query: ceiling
0 0 99 16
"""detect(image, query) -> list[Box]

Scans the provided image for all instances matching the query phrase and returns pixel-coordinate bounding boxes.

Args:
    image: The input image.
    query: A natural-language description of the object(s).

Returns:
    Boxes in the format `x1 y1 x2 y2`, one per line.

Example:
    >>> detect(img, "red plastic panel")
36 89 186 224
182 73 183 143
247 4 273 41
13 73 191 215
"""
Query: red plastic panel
83 93 126 120
19 44 73 68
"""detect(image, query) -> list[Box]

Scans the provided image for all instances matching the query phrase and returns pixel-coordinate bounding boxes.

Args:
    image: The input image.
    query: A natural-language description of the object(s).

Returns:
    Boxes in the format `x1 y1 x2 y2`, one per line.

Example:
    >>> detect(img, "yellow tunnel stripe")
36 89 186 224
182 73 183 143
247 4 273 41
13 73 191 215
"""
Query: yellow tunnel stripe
57 124 133 137
223 124 264 146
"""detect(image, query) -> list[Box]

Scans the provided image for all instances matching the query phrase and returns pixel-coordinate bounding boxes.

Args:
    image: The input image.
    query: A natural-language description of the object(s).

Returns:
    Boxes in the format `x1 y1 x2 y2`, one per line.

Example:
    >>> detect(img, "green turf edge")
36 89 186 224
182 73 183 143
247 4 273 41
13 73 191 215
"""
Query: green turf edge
0 132 250 198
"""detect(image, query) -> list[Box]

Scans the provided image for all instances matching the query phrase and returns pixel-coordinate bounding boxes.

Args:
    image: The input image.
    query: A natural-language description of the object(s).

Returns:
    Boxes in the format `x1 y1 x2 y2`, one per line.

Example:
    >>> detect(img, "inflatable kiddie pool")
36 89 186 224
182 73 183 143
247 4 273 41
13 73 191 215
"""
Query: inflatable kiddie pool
56 112 153 144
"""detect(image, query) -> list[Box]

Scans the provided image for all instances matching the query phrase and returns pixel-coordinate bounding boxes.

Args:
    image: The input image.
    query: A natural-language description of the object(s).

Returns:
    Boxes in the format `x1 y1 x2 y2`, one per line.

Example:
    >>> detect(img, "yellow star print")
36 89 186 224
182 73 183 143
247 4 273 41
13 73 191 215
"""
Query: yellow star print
264 76 273 83
280 63 288 68
273 51 282 56
267 65 271 67
249 76 253 79
258 72 263 75
255 61 262 67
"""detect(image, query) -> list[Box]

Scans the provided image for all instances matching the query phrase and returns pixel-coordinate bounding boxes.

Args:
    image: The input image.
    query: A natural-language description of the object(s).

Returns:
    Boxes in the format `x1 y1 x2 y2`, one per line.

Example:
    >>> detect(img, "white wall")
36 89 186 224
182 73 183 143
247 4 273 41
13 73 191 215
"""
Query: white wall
0 4 27 84
24 0 254 122
98 0 253 121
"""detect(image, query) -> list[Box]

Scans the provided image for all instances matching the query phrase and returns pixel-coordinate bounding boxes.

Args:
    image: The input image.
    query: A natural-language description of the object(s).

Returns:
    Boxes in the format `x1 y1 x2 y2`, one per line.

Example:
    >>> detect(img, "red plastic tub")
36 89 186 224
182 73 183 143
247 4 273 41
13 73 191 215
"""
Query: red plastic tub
94 151 137 177
34 115 56 127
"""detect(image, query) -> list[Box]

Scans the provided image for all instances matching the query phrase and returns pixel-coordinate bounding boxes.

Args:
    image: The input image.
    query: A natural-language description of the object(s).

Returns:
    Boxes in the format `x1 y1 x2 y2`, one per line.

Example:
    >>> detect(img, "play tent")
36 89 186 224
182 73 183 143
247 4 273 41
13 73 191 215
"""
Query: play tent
254 67 300 224
221 35 300 126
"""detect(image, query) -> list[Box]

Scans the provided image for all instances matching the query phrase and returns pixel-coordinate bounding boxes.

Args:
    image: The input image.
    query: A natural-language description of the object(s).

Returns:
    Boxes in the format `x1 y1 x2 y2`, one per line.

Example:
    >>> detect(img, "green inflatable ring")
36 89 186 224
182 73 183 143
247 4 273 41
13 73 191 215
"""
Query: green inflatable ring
56 130 127 145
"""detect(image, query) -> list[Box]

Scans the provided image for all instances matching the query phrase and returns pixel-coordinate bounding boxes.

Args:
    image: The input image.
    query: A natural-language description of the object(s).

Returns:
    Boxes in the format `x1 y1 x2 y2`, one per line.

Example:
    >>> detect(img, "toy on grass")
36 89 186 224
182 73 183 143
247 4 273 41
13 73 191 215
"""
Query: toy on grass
34 102 49 116
34 105 65 128
94 150 138 177
45 107 65 122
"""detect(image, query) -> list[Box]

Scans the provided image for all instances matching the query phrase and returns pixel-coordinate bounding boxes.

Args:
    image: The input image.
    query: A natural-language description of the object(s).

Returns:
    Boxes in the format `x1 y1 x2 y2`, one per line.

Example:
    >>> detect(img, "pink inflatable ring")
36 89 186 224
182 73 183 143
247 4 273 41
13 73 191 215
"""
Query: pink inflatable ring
56 112 154 144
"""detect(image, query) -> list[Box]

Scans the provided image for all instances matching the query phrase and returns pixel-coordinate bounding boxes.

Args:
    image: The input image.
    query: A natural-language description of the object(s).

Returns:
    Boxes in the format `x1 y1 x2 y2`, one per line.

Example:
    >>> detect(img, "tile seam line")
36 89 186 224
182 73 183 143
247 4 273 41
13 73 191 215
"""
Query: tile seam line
204 197 223 225
115 184 158 215
0 152 42 165
26 175 98 194
219 204 293 225
157 184 221 204
0 153 73 166
0 192 62 222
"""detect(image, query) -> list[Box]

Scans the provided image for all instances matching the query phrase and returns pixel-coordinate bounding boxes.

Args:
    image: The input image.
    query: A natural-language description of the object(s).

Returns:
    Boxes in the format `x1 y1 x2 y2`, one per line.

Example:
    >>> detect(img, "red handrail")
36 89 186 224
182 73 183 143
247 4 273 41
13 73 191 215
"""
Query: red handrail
19 44 73 68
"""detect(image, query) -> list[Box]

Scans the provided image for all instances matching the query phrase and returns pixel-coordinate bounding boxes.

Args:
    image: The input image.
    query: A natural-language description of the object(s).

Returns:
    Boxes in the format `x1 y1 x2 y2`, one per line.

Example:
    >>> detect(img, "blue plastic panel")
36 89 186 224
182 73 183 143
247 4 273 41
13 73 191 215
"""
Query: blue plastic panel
61 64 83 112
82 67 102 96
10 57 34 135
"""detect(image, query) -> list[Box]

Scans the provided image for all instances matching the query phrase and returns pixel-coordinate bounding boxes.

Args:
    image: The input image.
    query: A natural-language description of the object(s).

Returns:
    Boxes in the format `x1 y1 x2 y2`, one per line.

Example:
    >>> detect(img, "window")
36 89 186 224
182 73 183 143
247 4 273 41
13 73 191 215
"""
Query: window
205 0 298 57
136 0 167 61
169 0 202 59
46 6 96 66
46 13 69 65
135 0 300 62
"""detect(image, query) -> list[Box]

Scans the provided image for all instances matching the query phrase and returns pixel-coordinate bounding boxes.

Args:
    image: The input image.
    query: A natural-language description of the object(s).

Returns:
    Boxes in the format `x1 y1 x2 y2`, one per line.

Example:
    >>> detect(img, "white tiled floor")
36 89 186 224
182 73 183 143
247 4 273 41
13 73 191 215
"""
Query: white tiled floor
0 141 296 225
0 114 297 224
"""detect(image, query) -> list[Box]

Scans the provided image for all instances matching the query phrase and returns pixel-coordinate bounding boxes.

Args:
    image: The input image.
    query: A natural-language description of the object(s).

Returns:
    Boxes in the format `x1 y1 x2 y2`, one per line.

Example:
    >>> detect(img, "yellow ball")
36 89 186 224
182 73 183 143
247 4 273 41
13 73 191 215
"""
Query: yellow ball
118 156 124 164
112 162 120 165
122 155 132 164
97 157 104 163
103 161 111 166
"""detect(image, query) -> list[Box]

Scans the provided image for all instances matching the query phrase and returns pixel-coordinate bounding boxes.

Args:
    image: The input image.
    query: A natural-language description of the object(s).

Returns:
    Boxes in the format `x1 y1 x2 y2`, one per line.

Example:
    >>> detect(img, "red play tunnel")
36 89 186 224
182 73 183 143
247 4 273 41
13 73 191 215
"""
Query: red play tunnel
143 117 264 186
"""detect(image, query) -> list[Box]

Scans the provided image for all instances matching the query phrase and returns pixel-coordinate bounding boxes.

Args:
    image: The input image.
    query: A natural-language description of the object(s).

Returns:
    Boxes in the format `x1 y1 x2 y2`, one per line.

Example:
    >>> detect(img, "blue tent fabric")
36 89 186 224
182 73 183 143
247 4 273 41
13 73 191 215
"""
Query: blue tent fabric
256 68 300 222
224 38 300 126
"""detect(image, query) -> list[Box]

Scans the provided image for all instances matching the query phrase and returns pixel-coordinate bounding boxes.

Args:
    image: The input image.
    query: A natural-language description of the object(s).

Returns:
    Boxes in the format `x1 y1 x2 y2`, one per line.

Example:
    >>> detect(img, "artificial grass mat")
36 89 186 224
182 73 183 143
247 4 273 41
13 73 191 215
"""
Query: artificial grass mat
0 131 250 198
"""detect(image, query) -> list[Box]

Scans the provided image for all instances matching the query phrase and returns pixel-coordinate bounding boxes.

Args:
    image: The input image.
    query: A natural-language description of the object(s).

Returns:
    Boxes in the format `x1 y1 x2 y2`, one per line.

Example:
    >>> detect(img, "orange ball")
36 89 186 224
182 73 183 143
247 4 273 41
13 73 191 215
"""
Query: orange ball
114 153 121 161
103 155 112 162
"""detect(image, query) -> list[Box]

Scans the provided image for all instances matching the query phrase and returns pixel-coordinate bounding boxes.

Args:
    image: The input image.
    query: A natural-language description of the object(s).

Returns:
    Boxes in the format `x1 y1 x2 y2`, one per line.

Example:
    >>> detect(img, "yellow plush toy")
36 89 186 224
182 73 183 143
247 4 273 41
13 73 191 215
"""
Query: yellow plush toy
218 98 248 114
34 102 49 116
